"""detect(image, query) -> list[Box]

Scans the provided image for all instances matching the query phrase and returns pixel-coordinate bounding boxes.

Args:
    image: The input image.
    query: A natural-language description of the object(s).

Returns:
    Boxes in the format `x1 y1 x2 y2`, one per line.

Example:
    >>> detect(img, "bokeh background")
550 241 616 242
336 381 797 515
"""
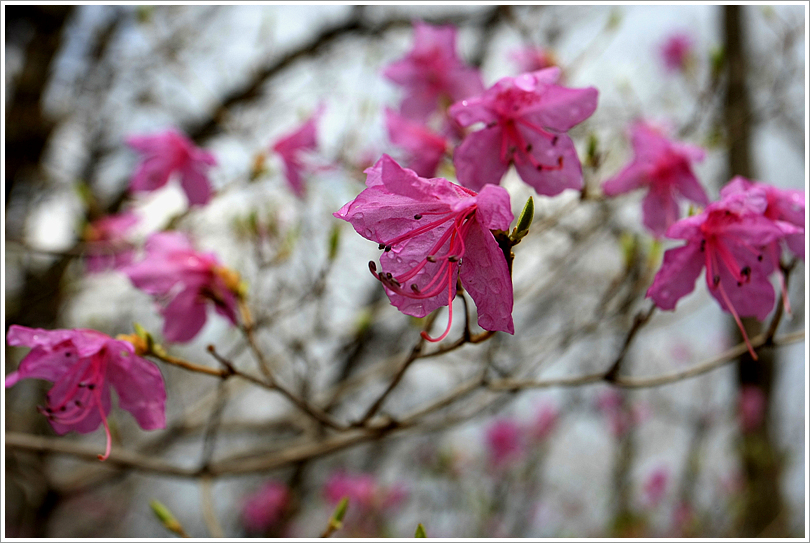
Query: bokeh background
4 4 806 538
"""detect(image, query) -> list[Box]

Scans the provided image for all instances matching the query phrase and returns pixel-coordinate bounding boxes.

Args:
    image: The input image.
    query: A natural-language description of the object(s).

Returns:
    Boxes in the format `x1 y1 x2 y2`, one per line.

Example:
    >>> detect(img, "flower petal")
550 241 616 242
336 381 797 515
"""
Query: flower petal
513 131 583 196
161 287 208 343
453 126 510 191
647 241 705 310
107 345 167 430
459 221 514 333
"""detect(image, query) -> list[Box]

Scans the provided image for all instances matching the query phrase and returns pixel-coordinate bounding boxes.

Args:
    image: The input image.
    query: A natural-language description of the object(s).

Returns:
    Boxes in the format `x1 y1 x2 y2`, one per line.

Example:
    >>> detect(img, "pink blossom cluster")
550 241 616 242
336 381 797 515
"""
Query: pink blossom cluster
323 472 407 512
647 176 804 357
484 403 560 468
241 481 290 534
337 23 600 336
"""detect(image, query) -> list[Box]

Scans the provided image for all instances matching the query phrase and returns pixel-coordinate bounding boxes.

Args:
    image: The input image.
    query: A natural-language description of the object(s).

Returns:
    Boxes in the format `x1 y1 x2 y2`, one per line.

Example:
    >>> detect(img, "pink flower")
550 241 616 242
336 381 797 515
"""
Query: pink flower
720 177 805 313
241 481 289 534
485 418 524 467
647 184 798 358
334 155 514 341
509 46 557 73
660 33 693 73
122 232 241 343
602 121 709 237
82 211 140 273
643 466 669 507
531 403 559 442
385 108 448 178
383 22 485 123
721 176 805 260
127 129 217 206
738 385 766 433
271 107 323 198
596 389 634 437
323 472 405 512
449 68 598 194
5 325 167 461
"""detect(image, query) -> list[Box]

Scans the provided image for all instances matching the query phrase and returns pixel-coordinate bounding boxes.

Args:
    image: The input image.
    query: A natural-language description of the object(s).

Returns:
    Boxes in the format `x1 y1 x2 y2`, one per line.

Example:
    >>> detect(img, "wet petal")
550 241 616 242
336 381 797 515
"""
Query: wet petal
460 221 514 333
513 131 583 196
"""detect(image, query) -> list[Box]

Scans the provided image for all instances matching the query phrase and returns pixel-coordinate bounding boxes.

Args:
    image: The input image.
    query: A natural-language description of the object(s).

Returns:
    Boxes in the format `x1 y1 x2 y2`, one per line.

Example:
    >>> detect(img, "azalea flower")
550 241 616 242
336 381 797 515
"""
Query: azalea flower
660 32 694 73
647 185 799 357
383 21 484 123
720 176 805 260
531 403 559 442
334 155 514 341
485 418 524 467
323 472 406 512
509 45 557 73
643 467 669 507
449 67 598 194
82 211 139 273
602 121 709 237
271 106 323 198
385 108 448 178
241 481 290 534
127 129 217 206
5 325 166 461
720 177 805 313
122 231 242 343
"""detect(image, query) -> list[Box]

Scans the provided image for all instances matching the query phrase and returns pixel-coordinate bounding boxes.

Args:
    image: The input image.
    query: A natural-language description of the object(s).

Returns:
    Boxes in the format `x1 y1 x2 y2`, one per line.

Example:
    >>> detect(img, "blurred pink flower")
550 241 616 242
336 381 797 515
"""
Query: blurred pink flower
83 211 139 273
123 231 241 343
485 418 524 467
660 33 693 73
385 108 448 178
383 21 484 122
334 154 514 341
531 403 559 442
127 129 217 206
5 325 166 461
596 389 635 438
602 121 709 237
271 106 323 198
241 481 290 534
449 67 598 194
323 472 406 512
738 385 766 433
509 46 557 73
643 466 669 507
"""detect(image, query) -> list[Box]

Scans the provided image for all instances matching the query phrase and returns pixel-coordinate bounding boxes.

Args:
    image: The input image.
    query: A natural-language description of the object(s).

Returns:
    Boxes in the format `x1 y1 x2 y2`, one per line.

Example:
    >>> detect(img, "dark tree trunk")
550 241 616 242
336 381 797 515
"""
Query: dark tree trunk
722 5 786 537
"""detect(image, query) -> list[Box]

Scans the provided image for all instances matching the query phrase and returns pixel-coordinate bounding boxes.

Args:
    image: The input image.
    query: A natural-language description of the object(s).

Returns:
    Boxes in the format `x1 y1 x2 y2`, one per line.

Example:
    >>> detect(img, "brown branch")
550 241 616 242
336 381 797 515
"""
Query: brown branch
488 331 804 392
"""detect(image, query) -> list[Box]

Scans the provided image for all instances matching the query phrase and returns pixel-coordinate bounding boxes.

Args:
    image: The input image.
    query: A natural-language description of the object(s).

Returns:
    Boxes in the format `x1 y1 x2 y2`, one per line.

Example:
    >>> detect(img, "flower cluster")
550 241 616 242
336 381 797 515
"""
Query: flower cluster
241 481 290 535
5 326 166 461
483 403 560 468
647 176 803 357
323 472 407 513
